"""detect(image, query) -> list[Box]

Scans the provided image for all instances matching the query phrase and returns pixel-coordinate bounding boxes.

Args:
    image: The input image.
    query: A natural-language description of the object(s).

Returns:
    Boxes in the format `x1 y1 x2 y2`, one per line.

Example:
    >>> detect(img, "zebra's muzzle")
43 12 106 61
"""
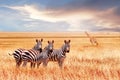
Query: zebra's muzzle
39 48 42 53
49 49 53 53
66 50 69 53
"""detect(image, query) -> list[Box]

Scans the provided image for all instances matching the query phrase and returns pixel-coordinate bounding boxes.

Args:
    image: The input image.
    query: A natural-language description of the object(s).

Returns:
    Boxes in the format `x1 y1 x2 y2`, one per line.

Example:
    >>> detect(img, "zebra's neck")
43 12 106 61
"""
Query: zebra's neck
32 48 42 53
43 46 51 56
44 46 48 50
61 45 66 56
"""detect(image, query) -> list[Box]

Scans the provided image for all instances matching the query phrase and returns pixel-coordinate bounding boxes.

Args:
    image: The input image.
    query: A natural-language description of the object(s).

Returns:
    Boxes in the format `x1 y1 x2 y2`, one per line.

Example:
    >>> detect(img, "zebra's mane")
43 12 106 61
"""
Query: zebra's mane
33 43 39 50
44 46 48 50
61 44 66 53
42 46 50 53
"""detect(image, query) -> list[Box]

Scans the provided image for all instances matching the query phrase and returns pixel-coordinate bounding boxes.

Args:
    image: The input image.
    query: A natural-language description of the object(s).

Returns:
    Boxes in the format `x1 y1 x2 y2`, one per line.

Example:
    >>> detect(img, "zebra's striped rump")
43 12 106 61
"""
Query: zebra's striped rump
9 39 43 68
13 48 25 60
22 49 39 62
10 48 26 67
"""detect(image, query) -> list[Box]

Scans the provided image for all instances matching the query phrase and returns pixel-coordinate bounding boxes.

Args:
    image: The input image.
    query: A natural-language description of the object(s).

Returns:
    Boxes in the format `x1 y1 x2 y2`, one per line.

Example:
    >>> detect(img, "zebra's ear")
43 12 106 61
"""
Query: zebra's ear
41 38 43 42
36 39 38 42
52 40 54 43
68 40 71 43
64 40 67 43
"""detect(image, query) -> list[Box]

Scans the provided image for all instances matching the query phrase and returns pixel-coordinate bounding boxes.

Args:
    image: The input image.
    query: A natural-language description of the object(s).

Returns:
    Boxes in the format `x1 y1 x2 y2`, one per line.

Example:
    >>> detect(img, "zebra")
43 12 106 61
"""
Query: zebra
9 48 26 67
9 39 43 67
32 39 43 52
37 40 71 68
21 40 54 68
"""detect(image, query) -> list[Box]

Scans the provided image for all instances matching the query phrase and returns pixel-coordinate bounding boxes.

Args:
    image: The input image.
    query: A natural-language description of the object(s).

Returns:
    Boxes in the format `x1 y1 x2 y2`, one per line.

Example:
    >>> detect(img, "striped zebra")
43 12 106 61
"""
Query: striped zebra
37 40 71 68
9 48 26 67
21 40 54 68
9 39 43 67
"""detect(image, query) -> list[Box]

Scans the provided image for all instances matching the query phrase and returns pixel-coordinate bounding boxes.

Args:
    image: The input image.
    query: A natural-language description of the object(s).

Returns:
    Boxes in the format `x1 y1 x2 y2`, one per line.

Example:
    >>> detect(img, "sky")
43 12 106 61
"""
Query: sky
0 0 120 32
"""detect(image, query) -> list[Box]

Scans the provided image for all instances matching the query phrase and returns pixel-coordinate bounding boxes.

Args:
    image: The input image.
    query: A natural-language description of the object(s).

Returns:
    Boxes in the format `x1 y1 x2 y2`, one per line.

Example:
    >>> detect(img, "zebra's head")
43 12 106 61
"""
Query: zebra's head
34 39 43 52
62 40 71 53
45 40 54 53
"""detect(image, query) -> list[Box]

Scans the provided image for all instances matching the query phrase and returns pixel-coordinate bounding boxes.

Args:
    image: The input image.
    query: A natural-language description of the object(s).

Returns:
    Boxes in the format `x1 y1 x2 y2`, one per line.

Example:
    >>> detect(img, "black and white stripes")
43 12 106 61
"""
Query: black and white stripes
48 40 71 68
11 48 26 67
9 39 43 67
36 40 71 68
10 39 71 68
21 49 41 68
21 40 54 68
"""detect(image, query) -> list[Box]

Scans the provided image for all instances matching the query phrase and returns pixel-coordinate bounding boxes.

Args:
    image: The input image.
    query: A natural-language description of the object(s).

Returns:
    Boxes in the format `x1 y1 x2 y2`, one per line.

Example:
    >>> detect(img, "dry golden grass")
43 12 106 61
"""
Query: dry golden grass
0 32 120 80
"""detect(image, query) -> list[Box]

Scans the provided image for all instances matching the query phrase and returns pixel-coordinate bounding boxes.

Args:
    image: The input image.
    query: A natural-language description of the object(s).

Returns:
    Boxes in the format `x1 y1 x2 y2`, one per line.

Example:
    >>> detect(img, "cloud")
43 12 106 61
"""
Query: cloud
0 5 70 32
5 5 95 31
0 7 25 31
93 7 120 28
0 0 29 6
93 27 120 32
6 5 63 22
23 21 69 32
1 0 120 32
39 0 120 31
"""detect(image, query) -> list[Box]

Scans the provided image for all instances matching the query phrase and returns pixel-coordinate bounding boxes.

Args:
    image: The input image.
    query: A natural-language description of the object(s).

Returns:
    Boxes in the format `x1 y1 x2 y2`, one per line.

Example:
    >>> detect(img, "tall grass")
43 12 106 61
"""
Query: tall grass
0 33 120 80
0 47 120 80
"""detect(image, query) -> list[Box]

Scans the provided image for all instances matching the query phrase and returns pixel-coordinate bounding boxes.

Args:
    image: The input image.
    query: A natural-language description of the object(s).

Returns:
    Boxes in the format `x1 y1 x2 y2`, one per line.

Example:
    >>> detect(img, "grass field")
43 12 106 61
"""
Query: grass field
0 32 120 80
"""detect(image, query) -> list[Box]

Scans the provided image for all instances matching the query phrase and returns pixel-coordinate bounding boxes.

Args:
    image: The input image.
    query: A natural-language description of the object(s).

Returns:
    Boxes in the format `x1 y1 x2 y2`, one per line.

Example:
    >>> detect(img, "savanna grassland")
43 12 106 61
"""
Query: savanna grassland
0 32 120 80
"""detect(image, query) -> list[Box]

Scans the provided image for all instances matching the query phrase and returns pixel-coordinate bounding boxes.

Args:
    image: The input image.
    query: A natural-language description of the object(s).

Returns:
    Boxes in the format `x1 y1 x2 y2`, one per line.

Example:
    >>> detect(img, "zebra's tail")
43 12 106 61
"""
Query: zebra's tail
8 53 13 56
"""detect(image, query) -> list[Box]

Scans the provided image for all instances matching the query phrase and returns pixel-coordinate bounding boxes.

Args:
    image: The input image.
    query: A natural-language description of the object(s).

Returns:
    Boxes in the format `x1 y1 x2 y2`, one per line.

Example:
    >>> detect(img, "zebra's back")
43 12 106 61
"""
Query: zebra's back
22 49 40 62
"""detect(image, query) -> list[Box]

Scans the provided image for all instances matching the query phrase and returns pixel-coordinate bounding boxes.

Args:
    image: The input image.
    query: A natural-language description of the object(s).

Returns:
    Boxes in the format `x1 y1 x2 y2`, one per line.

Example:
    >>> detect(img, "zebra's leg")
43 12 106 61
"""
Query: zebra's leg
58 61 63 68
30 62 36 68
43 59 48 67
15 59 21 67
33 63 36 68
58 58 64 69
17 60 22 67
15 59 19 67
30 62 33 68
37 61 42 68
22 61 27 67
